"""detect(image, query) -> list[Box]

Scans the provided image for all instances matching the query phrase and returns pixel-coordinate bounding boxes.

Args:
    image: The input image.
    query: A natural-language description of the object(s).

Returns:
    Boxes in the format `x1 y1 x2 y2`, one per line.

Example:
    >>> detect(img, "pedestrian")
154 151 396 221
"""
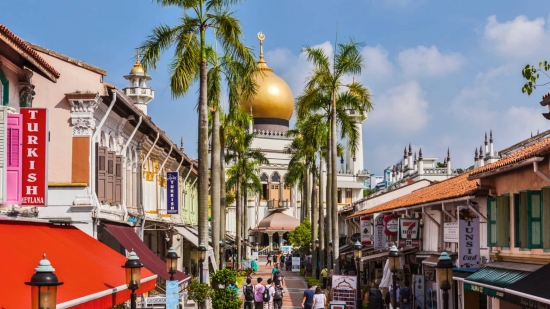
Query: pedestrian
264 279 275 309
255 278 265 309
311 287 327 309
320 267 328 289
368 283 384 309
286 254 292 271
251 258 259 273
272 279 285 309
326 270 333 291
243 278 255 309
389 278 401 309
272 263 279 281
399 281 412 309
301 283 315 309
267 252 272 266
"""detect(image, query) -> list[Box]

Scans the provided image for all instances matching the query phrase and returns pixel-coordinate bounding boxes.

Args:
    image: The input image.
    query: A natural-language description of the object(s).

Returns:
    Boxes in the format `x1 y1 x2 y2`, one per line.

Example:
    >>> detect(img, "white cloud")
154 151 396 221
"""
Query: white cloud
502 106 550 143
483 15 550 61
397 45 465 77
361 45 393 79
368 81 430 133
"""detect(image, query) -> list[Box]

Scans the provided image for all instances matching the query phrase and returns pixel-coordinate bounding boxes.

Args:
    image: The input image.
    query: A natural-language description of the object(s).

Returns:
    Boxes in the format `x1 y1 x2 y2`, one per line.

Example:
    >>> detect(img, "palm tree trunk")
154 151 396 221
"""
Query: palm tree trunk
318 158 325 272
302 170 308 221
220 144 227 268
306 166 311 221
311 163 318 279
326 140 333 270
211 109 221 267
198 28 209 261
243 182 248 259
331 91 339 273
236 166 242 270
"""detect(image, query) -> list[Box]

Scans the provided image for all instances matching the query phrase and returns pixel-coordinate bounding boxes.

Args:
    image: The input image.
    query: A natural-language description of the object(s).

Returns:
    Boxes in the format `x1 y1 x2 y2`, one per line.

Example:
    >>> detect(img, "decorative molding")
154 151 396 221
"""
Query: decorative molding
18 68 35 107
67 93 101 137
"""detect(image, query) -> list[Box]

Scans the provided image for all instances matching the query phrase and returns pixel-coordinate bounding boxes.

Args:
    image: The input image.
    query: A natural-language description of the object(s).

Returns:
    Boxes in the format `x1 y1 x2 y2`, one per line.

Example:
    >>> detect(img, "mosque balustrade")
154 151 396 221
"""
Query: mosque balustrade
266 199 290 211
124 87 154 97
423 167 448 174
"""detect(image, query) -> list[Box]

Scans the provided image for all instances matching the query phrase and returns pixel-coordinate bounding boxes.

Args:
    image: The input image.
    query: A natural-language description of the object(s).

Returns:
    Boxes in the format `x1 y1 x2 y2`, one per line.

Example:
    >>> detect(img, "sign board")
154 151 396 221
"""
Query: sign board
444 222 459 243
464 283 505 299
291 257 300 272
252 252 258 261
166 172 179 214
374 214 386 249
332 275 358 309
398 218 420 247
21 108 48 206
166 280 179 309
282 246 293 254
384 214 399 236
505 293 550 309
457 206 480 268
332 275 357 290
413 275 425 309
360 216 372 246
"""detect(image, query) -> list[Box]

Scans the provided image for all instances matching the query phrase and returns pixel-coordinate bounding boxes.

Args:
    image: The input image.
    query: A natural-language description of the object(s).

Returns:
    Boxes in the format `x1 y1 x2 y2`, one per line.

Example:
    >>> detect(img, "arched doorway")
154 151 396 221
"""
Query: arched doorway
272 233 280 249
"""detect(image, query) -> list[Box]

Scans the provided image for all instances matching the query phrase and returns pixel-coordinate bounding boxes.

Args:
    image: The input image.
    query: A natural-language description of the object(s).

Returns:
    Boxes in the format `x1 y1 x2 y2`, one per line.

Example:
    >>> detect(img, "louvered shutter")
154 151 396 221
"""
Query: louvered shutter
543 188 550 249
496 195 510 247
106 151 115 204
6 114 22 204
0 107 7 203
115 155 122 205
527 190 542 249
96 146 107 202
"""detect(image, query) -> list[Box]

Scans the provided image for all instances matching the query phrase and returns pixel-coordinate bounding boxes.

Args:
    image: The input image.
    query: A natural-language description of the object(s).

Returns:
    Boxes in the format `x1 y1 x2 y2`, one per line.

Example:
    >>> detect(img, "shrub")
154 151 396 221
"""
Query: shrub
187 279 213 304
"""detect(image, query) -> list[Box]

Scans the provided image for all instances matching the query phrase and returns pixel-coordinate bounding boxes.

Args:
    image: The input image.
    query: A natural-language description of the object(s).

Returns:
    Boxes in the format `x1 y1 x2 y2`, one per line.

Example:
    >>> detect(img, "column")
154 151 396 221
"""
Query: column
279 231 284 248
268 232 274 252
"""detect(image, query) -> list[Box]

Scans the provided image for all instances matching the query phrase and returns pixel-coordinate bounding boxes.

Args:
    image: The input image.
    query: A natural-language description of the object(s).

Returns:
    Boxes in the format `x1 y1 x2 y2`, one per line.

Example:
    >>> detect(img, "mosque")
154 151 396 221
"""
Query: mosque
225 33 370 251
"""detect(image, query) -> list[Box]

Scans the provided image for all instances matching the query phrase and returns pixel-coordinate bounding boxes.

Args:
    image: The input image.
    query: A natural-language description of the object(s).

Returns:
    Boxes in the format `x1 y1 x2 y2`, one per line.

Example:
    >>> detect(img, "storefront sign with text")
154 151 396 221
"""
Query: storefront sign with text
21 108 48 206
384 214 399 236
374 214 386 249
398 218 420 247
458 206 480 268
360 215 372 246
166 171 179 214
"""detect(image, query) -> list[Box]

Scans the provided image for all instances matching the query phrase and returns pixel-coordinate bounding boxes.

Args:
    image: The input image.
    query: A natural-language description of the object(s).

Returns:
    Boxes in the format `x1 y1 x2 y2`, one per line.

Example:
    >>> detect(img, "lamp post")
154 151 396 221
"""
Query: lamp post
122 251 144 309
339 251 346 274
231 240 236 270
436 252 453 309
198 243 207 284
25 254 64 309
329 241 333 270
388 245 400 309
219 241 225 269
353 241 363 309
315 238 320 278
166 247 179 281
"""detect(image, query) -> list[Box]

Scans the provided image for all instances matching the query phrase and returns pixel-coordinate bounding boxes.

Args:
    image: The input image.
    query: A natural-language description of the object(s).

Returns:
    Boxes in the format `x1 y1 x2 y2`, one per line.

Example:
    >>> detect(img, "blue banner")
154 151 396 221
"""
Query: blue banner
166 280 179 309
167 172 179 214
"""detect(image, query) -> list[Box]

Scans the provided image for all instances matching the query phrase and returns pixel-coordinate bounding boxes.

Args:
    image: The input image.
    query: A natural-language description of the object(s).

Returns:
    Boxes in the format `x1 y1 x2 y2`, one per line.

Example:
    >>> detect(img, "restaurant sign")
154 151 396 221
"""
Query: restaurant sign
506 294 549 309
166 172 179 214
384 214 399 236
457 206 480 268
464 283 505 299
398 218 420 247
374 214 386 249
21 108 48 206
360 215 372 246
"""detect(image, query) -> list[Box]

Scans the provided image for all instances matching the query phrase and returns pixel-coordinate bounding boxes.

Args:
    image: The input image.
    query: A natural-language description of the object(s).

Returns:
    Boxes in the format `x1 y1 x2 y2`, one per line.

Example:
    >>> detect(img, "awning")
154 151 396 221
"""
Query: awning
464 266 531 290
0 220 156 309
421 254 440 267
173 226 217 270
104 223 189 282
337 180 368 189
361 250 389 262
503 263 550 305
452 268 478 282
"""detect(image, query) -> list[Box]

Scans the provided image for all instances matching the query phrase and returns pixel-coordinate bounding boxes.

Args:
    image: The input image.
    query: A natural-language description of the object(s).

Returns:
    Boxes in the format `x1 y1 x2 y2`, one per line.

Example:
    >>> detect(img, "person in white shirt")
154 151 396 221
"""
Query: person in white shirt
264 278 275 309
311 287 326 309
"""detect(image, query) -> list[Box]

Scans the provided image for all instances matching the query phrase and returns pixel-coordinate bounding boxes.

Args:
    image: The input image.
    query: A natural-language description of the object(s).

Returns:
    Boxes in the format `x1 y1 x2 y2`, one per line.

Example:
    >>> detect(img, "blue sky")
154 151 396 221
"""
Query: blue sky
2 0 550 175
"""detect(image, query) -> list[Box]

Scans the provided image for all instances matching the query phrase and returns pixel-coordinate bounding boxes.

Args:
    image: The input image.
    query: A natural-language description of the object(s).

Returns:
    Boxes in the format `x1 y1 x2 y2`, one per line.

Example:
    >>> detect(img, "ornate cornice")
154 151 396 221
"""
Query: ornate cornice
66 93 101 137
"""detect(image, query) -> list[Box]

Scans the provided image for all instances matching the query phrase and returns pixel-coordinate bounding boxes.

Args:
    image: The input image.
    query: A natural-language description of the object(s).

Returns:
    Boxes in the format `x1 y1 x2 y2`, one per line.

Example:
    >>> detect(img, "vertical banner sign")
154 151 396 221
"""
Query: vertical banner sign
165 280 179 309
413 275 425 309
360 215 372 246
21 108 48 206
291 257 300 272
457 206 480 268
384 214 399 236
398 218 420 247
166 171 179 214
374 214 387 249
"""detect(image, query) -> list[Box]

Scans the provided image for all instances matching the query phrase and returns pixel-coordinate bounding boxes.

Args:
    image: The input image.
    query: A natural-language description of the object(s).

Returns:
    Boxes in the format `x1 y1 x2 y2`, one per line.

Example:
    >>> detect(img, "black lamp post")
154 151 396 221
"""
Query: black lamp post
219 241 225 269
198 242 207 284
388 245 400 309
122 251 144 309
25 254 64 309
231 240 237 270
329 241 333 270
353 241 363 309
436 252 453 309
166 247 179 281
315 238 320 278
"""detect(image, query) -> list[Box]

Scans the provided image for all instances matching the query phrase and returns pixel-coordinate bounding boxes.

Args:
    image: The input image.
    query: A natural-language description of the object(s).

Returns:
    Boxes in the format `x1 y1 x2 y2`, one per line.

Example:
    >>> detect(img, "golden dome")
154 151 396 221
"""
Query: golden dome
130 60 144 74
240 32 294 121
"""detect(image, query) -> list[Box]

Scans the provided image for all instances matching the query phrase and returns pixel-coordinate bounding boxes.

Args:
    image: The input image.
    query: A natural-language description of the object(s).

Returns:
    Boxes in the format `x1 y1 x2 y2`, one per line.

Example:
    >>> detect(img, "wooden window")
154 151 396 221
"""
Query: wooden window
6 114 22 204
261 184 269 200
260 174 268 182
486 197 497 247
0 68 8 106
106 151 115 204
543 188 550 249
337 189 342 204
283 185 291 201
114 155 122 205
496 195 510 247
345 189 352 204
514 191 542 249
96 145 107 202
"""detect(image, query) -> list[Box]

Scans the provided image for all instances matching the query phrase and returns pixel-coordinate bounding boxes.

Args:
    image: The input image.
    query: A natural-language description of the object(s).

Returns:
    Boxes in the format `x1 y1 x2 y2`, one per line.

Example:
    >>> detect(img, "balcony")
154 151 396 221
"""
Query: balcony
267 199 290 211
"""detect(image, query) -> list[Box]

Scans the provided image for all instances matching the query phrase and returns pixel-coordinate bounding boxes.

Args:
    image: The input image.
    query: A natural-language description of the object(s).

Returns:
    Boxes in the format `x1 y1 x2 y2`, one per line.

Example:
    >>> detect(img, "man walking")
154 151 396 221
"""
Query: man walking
255 278 265 309
267 252 272 266
272 280 285 309
399 281 412 309
320 267 328 289
301 283 315 309
264 279 275 309
243 278 255 309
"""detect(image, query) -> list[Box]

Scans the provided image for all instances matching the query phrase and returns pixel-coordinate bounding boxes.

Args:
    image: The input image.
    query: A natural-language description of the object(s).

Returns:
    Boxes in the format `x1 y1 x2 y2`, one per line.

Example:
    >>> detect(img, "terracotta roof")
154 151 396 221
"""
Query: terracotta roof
349 172 479 217
469 137 550 177
27 42 106 76
0 24 60 80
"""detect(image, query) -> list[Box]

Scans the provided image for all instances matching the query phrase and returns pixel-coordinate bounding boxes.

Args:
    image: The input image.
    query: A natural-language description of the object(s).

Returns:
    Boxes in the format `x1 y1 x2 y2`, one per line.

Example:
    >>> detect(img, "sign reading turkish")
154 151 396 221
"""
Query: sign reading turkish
384 214 399 236
166 171 179 214
374 214 386 249
360 215 372 246
398 218 420 247
457 206 480 268
21 108 48 206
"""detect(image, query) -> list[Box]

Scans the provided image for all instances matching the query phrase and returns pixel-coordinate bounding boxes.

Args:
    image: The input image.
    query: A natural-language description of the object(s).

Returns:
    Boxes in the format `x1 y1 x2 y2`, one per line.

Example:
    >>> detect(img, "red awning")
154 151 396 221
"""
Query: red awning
104 223 189 282
0 220 156 309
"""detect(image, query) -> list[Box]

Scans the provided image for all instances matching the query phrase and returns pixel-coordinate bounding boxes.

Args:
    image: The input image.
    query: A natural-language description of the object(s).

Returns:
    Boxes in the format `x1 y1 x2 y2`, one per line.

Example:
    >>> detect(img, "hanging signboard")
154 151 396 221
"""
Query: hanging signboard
21 108 48 206
374 214 386 249
413 274 425 309
291 257 300 272
332 275 358 309
444 222 459 243
384 214 399 236
398 218 420 247
166 171 179 214
360 215 372 246
165 280 179 309
457 206 480 268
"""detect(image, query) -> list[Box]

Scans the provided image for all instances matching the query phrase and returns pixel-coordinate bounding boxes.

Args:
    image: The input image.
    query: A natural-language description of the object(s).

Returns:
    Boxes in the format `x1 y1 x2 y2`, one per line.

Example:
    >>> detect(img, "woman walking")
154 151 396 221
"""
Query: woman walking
267 252 272 266
311 287 327 309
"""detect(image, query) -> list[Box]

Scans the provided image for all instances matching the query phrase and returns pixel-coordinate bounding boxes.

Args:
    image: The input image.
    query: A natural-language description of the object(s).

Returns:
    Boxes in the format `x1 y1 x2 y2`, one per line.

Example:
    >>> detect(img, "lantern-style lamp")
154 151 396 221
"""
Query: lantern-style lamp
315 238 320 248
165 247 179 281
122 251 144 289
198 243 207 263
353 240 362 260
328 241 333 252
219 241 225 254
25 254 64 309
436 252 453 291
388 245 400 273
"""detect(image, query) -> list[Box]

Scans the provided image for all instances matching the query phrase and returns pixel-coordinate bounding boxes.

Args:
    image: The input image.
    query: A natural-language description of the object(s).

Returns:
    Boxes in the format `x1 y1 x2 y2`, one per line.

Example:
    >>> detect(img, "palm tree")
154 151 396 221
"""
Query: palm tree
139 0 255 249
298 39 373 272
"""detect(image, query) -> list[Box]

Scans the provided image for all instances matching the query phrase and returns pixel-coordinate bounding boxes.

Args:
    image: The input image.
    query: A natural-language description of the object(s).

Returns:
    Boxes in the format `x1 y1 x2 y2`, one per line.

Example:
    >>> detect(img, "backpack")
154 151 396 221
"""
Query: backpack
400 287 411 304
273 286 283 300
245 285 254 301
263 285 271 302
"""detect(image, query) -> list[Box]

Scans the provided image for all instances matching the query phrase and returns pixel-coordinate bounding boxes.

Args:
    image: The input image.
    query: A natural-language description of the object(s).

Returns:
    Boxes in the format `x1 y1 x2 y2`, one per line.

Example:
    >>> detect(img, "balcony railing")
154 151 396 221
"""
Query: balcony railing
267 199 290 211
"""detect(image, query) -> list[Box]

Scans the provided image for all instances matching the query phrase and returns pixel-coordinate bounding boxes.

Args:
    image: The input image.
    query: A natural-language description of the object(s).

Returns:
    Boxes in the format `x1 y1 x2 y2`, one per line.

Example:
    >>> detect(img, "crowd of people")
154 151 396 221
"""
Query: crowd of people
242 262 286 309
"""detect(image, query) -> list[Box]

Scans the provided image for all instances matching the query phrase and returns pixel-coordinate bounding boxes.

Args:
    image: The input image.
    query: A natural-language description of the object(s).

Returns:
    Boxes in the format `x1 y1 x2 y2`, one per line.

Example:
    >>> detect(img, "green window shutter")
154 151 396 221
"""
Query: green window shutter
487 197 497 247
520 192 528 248
514 194 520 248
543 188 550 249
528 190 542 249
0 68 8 106
496 195 510 247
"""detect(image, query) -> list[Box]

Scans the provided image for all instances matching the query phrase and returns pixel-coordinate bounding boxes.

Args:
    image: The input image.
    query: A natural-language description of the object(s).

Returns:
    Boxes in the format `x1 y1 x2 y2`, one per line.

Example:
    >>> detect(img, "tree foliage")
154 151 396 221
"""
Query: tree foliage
521 61 550 95
363 188 376 197
187 279 214 304
287 218 312 248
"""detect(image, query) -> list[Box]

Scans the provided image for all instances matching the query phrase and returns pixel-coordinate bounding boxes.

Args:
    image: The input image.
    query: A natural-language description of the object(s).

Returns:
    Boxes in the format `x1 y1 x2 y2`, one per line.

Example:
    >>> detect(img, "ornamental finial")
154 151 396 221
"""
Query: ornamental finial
258 32 265 61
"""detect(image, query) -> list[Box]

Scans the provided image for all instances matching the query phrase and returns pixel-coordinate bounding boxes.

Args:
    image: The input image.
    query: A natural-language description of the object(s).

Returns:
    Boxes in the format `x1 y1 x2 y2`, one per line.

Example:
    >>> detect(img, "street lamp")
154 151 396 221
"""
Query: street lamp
198 243 207 284
436 252 453 309
388 245 400 309
122 251 144 309
219 241 225 269
329 241 333 270
25 254 64 309
315 238 320 278
231 240 237 270
353 241 363 309
165 247 179 281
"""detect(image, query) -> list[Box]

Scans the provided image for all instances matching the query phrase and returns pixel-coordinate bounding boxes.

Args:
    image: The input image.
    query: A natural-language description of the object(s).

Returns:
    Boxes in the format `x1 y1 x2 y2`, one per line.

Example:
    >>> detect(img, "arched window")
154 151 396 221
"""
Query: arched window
260 173 268 182
271 172 280 183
